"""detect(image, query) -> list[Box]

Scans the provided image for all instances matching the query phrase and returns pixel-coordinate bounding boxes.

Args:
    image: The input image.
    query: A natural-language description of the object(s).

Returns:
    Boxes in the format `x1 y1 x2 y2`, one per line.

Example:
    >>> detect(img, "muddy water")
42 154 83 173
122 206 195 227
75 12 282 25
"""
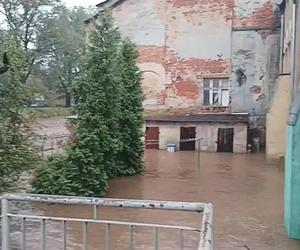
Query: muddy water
11 118 299 249
8 150 300 250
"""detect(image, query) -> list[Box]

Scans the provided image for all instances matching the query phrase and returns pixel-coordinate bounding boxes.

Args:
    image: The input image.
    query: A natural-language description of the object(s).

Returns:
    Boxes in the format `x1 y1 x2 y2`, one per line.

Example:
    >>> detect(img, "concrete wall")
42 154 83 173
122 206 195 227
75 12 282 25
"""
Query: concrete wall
285 114 300 239
284 1 300 239
146 121 247 153
266 75 290 160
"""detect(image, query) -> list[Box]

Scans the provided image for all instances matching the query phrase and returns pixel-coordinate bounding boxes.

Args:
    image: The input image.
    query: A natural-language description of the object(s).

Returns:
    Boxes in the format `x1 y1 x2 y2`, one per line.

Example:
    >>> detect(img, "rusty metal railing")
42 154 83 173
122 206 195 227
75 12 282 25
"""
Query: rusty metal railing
1 194 213 250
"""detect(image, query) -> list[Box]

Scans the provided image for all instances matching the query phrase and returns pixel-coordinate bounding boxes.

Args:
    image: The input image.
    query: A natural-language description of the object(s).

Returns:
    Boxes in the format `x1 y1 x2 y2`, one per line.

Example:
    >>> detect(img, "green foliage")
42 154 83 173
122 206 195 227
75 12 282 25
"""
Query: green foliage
0 0 62 84
31 155 73 195
0 36 39 192
33 12 144 197
115 40 144 176
37 6 94 107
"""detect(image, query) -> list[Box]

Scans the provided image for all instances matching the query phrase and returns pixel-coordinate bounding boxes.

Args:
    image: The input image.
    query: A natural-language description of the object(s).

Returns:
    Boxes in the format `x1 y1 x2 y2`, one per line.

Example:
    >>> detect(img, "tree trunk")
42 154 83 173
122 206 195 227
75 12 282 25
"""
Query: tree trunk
65 93 72 107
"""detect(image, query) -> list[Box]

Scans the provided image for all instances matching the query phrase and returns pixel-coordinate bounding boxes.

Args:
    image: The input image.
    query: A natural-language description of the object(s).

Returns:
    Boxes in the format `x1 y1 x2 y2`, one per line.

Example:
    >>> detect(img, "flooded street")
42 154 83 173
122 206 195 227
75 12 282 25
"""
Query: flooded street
11 118 299 250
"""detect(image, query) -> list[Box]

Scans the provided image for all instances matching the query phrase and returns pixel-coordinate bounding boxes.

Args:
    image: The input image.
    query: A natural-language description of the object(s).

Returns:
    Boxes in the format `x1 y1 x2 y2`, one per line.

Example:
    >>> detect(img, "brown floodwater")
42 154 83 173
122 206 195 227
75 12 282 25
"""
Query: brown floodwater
8 149 300 250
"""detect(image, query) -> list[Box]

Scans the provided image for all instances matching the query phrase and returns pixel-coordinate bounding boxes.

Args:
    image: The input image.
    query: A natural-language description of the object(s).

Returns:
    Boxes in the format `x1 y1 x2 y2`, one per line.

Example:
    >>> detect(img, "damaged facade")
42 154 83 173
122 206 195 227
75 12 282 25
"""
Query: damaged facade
85 0 281 153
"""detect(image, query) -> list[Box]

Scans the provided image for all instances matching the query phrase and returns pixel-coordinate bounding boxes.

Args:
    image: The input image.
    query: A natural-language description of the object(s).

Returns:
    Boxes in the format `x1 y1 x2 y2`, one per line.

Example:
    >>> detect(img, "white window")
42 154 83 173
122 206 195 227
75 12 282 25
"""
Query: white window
203 78 230 106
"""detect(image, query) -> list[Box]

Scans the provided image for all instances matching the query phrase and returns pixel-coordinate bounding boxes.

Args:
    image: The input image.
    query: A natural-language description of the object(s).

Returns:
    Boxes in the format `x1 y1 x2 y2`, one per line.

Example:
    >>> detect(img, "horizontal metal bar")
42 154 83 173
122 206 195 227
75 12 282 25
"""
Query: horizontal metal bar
2 194 206 212
7 214 200 232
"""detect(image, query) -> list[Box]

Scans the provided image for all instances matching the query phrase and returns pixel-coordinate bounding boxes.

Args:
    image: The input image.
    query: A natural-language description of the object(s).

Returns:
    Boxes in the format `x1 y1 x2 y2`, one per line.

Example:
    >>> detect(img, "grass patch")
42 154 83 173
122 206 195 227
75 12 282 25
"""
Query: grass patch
24 107 73 119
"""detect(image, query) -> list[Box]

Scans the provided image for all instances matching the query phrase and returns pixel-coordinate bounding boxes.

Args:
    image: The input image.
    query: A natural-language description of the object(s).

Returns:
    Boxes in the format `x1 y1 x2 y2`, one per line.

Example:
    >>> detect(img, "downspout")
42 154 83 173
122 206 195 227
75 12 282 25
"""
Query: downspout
290 0 298 104
279 13 284 74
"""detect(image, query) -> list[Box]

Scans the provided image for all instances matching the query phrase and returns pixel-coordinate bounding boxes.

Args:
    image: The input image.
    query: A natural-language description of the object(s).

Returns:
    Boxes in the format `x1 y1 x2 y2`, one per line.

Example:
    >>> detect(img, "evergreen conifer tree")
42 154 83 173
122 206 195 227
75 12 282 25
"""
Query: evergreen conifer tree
33 12 144 196
116 39 144 175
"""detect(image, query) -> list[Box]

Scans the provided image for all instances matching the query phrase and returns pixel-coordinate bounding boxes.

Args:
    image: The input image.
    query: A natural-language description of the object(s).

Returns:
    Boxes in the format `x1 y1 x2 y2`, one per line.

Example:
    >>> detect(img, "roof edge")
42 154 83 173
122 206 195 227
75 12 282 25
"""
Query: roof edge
96 0 124 9
84 0 125 24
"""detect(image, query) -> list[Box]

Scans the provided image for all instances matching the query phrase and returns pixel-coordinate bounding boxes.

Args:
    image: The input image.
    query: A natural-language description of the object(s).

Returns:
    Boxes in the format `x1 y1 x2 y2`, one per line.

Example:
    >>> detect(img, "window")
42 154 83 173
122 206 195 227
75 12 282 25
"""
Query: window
203 78 230 106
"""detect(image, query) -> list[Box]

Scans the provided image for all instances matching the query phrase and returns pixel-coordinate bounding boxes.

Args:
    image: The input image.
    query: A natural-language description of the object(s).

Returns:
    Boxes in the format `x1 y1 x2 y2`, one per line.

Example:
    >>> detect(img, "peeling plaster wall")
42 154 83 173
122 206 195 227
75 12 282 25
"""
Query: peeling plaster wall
88 0 280 116
231 0 280 114
112 0 233 110
231 31 280 114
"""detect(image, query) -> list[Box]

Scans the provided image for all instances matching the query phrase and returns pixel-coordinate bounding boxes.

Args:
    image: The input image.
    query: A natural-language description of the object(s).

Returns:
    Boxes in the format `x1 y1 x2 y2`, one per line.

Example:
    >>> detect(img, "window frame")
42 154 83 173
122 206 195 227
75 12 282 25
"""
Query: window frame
203 78 230 106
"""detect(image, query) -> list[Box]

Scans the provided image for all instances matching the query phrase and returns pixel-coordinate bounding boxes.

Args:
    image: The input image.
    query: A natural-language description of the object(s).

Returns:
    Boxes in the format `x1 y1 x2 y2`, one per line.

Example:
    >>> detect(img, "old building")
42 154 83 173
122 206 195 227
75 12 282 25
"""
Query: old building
85 0 281 153
266 0 300 240
266 0 300 161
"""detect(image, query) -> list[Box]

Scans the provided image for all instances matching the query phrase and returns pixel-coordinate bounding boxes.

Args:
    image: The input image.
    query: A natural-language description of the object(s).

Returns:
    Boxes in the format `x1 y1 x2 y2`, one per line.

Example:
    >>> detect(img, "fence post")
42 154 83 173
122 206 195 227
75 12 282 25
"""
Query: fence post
2 197 10 250
197 139 201 169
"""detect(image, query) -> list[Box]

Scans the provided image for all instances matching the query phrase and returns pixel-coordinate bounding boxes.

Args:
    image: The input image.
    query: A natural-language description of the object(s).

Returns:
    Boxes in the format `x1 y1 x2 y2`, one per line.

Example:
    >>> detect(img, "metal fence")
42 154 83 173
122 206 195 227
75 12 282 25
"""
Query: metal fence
1 194 213 250
35 134 70 157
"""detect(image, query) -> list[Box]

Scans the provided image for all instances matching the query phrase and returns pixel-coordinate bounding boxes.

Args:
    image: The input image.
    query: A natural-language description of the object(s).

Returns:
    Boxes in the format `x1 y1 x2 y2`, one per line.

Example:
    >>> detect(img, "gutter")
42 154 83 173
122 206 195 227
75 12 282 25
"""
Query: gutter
290 0 298 103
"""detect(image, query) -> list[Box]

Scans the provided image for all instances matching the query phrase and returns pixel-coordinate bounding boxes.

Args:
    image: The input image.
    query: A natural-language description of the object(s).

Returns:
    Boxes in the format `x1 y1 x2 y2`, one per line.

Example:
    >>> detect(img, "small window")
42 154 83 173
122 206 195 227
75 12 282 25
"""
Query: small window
203 78 230 106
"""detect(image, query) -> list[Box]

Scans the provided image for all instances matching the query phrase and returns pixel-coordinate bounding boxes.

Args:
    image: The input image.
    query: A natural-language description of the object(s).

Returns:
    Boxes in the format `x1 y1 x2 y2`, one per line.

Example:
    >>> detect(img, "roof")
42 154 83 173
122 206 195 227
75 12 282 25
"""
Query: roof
96 0 125 8
84 0 126 24
145 113 249 124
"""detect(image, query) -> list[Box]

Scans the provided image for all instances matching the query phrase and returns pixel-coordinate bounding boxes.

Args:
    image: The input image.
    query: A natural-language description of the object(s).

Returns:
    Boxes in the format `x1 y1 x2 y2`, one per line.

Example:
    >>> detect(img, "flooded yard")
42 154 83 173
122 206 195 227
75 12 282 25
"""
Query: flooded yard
10 118 299 250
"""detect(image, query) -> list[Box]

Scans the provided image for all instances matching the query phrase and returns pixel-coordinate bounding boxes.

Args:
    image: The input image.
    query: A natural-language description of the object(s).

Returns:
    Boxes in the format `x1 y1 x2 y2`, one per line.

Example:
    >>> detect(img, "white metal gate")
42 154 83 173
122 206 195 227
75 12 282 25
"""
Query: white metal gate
1 194 213 250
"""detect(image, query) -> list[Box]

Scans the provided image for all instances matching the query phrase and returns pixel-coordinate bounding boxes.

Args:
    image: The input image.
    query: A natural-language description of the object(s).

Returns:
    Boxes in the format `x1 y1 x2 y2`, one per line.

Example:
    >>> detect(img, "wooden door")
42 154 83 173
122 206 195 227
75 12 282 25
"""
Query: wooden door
217 128 234 153
145 127 159 149
180 127 196 151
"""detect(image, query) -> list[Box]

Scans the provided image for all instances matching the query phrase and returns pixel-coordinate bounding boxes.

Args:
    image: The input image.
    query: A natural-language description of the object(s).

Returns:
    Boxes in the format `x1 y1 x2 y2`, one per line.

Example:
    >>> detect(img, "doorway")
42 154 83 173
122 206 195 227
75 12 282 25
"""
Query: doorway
180 127 196 151
217 128 234 153
145 127 159 149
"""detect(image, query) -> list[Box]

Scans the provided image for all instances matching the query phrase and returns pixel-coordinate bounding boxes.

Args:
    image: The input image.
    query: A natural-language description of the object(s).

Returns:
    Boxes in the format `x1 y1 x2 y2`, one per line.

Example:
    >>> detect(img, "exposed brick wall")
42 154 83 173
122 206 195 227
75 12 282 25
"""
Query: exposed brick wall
137 44 230 105
95 0 281 114
233 2 280 29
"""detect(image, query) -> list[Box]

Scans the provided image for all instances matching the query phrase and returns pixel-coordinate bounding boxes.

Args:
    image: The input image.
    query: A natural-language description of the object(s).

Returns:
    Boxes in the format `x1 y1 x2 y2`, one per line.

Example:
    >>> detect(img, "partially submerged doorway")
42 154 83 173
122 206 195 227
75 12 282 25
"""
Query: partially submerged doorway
145 127 159 149
217 128 234 152
180 127 196 151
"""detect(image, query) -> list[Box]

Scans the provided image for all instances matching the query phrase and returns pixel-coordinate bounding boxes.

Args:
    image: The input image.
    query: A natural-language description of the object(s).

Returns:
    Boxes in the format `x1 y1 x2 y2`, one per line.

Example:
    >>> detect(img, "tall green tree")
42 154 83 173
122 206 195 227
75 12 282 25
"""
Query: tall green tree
116 40 144 175
64 11 123 195
33 12 123 196
0 0 61 84
33 12 144 196
39 6 94 107
0 36 38 192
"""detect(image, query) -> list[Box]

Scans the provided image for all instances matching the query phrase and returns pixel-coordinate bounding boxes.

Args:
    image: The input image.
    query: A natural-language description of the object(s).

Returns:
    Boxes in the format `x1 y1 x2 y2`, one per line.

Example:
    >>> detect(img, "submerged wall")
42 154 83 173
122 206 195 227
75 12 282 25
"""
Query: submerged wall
145 121 247 153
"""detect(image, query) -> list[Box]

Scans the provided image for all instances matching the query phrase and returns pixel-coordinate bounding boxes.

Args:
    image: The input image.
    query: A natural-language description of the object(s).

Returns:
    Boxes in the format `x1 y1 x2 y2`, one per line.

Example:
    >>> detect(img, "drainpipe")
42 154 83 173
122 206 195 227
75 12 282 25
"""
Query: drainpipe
279 13 284 74
291 0 298 104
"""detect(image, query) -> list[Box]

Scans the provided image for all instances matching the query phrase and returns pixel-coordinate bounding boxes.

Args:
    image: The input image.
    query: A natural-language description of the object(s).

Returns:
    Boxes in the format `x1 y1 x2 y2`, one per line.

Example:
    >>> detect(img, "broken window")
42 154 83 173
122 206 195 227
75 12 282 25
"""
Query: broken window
203 78 230 106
